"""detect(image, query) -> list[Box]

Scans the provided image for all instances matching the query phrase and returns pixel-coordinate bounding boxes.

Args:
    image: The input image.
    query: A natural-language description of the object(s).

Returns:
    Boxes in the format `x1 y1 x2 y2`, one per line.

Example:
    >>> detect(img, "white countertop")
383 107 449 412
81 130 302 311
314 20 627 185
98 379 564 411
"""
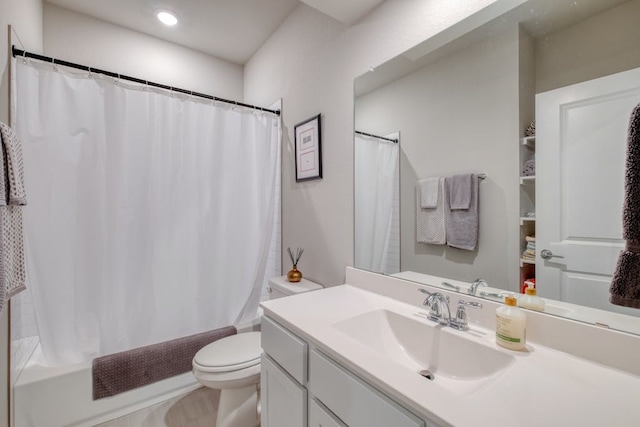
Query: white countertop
261 284 640 427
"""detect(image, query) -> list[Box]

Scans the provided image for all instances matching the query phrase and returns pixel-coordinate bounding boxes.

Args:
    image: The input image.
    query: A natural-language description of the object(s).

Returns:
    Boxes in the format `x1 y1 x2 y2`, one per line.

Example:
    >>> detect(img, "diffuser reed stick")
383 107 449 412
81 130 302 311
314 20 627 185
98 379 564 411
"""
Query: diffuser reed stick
287 247 304 267
287 247 304 282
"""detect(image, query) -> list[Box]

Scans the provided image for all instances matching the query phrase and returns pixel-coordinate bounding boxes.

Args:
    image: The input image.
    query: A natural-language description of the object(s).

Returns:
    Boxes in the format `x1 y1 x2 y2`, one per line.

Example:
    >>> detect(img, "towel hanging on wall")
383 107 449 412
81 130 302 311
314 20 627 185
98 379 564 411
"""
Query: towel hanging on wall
0 122 28 314
445 173 479 251
610 103 640 308
416 177 446 244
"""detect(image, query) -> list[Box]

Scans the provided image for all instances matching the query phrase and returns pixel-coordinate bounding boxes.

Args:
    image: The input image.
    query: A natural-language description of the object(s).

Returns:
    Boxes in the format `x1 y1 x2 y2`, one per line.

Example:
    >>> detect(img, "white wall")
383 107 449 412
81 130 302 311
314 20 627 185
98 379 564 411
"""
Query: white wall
244 0 524 287
1 2 43 426
356 26 523 288
43 3 244 101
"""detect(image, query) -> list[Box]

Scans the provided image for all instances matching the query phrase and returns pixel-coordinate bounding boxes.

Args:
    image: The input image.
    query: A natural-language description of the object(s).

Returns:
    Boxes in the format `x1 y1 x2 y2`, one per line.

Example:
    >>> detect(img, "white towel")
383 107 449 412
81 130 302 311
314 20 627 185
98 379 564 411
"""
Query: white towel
445 174 479 250
416 178 446 244
0 122 28 314
418 177 439 208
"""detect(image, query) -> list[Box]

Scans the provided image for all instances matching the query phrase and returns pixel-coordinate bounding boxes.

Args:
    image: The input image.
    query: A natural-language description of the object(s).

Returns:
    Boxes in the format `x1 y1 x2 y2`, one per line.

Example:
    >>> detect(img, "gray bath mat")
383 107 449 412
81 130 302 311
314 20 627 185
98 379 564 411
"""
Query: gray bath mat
92 325 237 399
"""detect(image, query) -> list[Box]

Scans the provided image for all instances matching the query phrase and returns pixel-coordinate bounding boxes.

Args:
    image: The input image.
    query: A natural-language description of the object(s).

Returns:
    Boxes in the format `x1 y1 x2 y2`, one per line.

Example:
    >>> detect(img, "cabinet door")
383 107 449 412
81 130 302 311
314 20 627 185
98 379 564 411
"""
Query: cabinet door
261 354 307 427
308 398 347 427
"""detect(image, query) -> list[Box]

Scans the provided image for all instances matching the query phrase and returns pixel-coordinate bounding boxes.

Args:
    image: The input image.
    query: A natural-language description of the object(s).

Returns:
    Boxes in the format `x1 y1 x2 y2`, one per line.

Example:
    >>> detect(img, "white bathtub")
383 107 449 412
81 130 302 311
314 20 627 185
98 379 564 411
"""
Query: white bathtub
13 318 262 427
13 344 200 427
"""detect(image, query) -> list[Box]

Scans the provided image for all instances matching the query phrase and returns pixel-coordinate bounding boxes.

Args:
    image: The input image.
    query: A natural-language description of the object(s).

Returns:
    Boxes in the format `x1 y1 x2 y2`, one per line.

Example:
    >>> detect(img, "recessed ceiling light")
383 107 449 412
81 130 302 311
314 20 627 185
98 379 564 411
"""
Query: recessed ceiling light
157 11 178 26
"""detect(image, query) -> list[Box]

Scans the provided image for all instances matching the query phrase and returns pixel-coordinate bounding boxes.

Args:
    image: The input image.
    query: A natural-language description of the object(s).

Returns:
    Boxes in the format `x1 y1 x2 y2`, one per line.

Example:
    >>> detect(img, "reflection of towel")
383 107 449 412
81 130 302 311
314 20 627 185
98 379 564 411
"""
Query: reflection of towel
611 103 640 308
416 178 446 244
522 159 535 177
448 174 472 209
418 177 439 208
445 174 479 251
0 122 28 314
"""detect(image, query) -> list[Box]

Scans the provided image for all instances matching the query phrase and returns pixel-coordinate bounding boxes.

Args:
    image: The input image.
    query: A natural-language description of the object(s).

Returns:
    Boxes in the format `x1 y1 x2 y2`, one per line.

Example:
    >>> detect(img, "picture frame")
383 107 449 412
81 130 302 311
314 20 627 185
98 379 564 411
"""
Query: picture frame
294 114 322 182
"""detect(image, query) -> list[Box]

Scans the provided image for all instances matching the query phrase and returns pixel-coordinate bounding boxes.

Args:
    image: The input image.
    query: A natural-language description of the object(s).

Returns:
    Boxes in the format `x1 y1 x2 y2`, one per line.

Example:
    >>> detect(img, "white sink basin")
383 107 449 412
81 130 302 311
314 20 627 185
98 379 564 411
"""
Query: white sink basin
332 309 515 395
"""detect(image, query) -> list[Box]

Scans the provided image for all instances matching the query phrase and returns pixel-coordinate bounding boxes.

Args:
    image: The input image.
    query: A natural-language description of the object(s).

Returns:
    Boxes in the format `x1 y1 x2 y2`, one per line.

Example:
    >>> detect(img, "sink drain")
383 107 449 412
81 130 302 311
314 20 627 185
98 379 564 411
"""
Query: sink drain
419 370 435 381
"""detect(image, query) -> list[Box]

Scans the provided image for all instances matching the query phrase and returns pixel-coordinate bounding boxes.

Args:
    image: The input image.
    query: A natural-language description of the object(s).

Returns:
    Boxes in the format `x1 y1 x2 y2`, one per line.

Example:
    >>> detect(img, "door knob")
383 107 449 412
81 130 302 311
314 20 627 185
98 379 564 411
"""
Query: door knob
540 249 564 260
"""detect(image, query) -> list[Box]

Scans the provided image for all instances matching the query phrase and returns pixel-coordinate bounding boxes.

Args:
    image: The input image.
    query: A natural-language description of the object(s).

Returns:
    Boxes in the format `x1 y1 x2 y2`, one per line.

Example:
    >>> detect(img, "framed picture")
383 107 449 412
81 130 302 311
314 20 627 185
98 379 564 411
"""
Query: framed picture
294 114 322 182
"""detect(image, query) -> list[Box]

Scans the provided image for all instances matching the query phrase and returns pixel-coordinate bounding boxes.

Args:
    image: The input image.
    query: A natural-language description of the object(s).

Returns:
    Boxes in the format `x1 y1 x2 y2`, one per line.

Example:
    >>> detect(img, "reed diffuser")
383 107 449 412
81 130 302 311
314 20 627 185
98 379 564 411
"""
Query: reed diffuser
287 247 304 282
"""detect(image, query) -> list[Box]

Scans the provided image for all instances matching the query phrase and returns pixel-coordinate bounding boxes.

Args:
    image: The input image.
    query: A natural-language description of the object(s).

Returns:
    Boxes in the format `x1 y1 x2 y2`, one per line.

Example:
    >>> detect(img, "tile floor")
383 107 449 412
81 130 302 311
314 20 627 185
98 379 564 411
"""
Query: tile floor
95 387 219 427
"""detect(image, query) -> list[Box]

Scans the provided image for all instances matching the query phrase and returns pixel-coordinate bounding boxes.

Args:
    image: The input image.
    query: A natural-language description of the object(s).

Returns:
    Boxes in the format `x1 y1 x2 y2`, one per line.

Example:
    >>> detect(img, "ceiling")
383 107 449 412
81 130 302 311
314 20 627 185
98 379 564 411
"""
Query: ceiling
44 0 384 65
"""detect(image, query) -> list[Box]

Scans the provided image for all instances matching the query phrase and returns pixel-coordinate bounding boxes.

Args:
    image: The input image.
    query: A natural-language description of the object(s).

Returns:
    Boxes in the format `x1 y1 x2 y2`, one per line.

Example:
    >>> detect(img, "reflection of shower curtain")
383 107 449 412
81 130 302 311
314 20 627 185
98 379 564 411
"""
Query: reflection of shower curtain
354 134 399 274
13 60 281 366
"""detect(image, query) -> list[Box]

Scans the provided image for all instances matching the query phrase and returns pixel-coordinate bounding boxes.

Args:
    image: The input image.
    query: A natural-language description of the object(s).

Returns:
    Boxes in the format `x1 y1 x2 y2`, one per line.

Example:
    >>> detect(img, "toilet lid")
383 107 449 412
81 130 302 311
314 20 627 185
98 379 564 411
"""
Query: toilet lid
193 331 261 372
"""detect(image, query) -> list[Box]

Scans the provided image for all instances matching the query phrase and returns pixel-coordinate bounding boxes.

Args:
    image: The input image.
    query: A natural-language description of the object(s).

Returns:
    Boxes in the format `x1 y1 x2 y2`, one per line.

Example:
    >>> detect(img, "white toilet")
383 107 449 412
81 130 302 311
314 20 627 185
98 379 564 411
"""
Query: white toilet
192 276 322 427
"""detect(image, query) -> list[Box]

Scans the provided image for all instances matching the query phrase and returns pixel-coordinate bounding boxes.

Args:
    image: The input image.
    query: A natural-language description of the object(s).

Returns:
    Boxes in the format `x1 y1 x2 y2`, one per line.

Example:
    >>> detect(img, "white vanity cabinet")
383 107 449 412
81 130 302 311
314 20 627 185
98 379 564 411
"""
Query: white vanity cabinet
261 315 435 427
261 315 308 427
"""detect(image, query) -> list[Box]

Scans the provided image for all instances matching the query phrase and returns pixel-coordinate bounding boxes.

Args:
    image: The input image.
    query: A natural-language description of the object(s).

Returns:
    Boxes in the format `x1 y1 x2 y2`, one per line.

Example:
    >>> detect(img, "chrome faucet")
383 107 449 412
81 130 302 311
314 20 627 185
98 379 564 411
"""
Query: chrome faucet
468 278 488 295
422 292 451 325
450 300 483 330
418 288 482 330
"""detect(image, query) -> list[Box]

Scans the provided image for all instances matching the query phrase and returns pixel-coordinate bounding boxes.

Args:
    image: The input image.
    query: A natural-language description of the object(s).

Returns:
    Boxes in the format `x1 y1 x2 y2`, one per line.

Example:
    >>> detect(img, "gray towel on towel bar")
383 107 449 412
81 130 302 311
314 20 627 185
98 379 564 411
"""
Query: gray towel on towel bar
92 325 237 399
448 173 472 210
611 103 640 308
0 122 28 315
445 174 479 251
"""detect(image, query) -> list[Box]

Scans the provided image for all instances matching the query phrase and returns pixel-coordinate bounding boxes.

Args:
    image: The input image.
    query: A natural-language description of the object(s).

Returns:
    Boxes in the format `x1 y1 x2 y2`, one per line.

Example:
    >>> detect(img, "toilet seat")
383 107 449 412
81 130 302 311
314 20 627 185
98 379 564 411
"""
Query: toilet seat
193 331 262 373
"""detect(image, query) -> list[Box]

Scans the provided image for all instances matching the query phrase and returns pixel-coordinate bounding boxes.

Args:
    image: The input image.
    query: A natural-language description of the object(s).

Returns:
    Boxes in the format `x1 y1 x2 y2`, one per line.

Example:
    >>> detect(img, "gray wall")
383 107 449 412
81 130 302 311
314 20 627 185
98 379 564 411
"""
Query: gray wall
535 0 640 93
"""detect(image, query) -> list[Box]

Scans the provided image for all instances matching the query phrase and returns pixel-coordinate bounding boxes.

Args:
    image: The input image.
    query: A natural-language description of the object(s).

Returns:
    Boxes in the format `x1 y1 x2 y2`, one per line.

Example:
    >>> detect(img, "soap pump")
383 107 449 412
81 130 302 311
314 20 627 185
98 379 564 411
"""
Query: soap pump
496 296 526 351
519 282 545 312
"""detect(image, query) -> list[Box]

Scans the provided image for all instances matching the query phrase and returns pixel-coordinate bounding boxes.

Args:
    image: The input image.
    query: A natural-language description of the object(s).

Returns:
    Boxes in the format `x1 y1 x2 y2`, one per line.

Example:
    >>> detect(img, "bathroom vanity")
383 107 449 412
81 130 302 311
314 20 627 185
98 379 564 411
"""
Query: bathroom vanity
260 267 640 427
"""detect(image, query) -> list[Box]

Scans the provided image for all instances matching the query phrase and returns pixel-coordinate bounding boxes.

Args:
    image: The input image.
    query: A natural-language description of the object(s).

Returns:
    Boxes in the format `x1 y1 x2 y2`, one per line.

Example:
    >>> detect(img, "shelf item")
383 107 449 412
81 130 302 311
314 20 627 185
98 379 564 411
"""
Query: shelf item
520 217 536 225
521 136 536 147
519 133 536 284
520 176 536 184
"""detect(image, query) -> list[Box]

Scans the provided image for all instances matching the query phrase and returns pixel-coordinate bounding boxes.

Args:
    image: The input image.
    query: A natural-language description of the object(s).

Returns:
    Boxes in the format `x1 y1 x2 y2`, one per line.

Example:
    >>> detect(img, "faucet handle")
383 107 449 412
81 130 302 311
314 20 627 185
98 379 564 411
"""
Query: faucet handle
451 300 483 331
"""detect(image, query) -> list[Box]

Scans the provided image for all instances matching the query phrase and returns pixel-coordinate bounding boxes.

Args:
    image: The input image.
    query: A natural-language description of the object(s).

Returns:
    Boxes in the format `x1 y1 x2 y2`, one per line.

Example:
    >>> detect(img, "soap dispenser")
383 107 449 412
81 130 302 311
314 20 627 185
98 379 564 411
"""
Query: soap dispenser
518 282 545 312
496 296 526 351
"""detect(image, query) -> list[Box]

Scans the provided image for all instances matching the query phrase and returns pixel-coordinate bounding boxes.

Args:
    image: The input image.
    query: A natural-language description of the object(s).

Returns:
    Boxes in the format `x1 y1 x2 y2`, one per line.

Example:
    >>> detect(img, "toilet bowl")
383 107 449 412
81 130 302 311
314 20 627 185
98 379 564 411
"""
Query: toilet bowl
192 276 322 427
193 331 262 427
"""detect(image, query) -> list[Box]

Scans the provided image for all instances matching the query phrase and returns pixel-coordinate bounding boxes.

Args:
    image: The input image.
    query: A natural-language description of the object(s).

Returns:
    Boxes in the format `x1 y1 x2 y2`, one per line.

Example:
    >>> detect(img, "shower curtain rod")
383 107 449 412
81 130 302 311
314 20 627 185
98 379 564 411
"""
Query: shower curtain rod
355 130 398 143
11 46 281 116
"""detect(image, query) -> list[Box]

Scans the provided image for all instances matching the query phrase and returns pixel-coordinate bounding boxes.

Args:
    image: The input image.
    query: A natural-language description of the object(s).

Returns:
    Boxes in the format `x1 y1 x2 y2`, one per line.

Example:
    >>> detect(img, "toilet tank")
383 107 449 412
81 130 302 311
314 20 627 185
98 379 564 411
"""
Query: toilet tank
268 275 323 300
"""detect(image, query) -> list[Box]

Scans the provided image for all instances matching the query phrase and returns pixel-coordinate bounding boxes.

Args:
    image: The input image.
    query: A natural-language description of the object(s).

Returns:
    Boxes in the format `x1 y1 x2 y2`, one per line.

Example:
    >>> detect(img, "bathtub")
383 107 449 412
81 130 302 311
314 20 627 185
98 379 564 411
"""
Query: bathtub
12 319 261 426
13 344 200 427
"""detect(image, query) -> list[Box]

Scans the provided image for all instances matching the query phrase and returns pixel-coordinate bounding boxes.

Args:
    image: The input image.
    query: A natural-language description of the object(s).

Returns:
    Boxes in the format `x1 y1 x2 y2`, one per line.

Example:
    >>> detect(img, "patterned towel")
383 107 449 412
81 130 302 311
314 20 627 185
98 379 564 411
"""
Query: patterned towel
93 326 237 399
0 122 28 314
611 103 640 308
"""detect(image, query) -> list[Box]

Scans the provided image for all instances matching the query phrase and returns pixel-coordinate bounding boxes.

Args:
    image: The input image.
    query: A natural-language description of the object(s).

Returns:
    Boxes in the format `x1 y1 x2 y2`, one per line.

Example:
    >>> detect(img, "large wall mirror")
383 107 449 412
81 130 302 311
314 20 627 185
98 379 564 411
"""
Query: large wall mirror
354 0 640 335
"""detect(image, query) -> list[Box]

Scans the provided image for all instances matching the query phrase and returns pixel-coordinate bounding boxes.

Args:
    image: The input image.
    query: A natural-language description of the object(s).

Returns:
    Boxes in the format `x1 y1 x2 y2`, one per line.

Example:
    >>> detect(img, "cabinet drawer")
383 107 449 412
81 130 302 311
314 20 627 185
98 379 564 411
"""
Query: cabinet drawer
309 349 425 427
309 398 347 427
261 316 307 384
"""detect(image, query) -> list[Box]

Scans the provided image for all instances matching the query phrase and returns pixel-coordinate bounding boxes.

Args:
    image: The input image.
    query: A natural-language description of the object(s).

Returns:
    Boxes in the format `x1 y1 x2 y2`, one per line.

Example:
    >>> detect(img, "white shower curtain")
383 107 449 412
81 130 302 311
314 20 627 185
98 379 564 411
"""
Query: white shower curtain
13 59 281 365
354 134 399 275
